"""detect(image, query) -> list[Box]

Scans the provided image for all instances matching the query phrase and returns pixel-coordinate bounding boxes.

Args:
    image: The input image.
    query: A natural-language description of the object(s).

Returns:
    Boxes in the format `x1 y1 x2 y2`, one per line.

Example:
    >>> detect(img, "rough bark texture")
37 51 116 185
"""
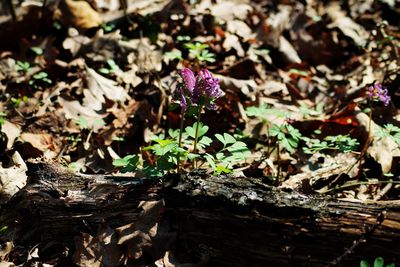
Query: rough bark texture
1 162 400 266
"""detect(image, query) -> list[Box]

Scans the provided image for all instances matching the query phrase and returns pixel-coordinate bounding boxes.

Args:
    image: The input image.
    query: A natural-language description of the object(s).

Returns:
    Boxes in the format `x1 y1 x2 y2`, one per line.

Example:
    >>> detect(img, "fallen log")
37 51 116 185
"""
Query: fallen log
0 162 399 266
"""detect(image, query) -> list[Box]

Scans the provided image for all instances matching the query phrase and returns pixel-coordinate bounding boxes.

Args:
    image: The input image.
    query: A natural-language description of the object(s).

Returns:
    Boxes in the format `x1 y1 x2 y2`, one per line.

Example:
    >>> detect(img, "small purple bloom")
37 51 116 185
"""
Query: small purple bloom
179 88 187 111
175 67 224 112
198 69 224 100
367 82 391 106
181 68 196 94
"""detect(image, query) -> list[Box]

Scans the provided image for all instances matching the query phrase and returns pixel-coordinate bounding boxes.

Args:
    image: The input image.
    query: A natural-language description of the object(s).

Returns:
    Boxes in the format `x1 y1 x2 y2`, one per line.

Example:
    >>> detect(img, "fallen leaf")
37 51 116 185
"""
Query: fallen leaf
117 199 165 260
1 121 21 150
73 226 124 267
0 152 27 200
58 0 103 31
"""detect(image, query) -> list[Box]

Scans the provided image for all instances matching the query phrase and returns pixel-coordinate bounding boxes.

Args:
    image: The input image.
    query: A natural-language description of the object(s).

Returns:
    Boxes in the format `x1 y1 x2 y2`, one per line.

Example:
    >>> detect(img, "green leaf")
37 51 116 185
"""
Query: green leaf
373 257 384 267
112 155 140 172
223 133 236 144
360 260 370 267
0 226 7 234
215 133 225 145
198 136 212 149
215 165 232 174
204 153 216 170
31 46 43 55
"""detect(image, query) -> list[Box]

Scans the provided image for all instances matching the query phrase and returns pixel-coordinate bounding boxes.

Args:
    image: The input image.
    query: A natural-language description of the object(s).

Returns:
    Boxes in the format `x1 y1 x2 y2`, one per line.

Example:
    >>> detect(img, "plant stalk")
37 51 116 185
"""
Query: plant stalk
357 108 372 177
192 106 202 169
177 110 185 173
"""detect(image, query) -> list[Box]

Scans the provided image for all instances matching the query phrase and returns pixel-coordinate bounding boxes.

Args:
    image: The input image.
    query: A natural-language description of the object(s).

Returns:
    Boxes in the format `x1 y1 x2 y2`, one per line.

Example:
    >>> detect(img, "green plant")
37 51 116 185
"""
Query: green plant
245 104 287 124
29 71 52 88
303 134 359 154
375 123 400 146
15 61 31 72
30 46 43 56
360 257 395 267
112 155 140 172
184 42 216 63
10 96 28 108
0 112 5 126
99 59 120 74
164 41 216 64
205 133 251 175
101 23 116 33
269 124 302 153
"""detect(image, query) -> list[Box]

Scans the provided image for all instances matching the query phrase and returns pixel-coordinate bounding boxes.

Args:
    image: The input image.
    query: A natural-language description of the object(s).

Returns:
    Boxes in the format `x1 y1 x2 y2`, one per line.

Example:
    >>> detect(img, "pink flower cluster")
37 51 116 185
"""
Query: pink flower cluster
367 82 391 106
177 68 224 111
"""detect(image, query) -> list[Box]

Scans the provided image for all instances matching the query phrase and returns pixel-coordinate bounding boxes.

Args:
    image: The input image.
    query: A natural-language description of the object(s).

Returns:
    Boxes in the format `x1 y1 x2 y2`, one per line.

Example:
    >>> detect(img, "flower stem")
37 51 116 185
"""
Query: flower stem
357 108 372 177
177 110 185 173
192 106 202 169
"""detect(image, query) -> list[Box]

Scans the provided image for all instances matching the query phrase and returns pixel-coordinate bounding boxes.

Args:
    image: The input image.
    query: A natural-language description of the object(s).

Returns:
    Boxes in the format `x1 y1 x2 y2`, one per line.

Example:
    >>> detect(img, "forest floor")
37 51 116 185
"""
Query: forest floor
0 0 399 266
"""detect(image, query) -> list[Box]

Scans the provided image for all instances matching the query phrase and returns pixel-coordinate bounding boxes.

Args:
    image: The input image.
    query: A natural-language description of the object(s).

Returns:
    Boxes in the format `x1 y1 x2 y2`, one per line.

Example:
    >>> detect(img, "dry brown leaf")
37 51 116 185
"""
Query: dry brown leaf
0 152 27 200
73 226 124 267
326 2 368 46
58 0 103 31
1 121 21 150
0 242 13 262
257 5 292 48
355 111 400 173
117 199 165 259
207 0 252 21
86 66 130 103
223 34 245 57
226 20 253 39
20 132 55 153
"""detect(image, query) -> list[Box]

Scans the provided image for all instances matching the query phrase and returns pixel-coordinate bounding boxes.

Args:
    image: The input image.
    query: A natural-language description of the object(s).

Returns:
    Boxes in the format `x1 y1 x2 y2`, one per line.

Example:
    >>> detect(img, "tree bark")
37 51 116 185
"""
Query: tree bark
1 162 400 266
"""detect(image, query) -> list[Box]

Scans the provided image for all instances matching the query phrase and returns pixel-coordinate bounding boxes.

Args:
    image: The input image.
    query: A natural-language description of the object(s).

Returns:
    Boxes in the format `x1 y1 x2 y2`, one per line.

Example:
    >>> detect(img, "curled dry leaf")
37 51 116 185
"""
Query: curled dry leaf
0 152 27 200
1 121 21 150
355 111 400 174
117 199 165 260
58 0 103 31
73 226 124 267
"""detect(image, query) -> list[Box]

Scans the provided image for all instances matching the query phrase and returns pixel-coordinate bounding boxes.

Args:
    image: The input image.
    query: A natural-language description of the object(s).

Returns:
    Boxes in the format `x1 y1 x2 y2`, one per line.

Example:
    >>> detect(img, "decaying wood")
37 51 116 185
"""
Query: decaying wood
1 162 400 266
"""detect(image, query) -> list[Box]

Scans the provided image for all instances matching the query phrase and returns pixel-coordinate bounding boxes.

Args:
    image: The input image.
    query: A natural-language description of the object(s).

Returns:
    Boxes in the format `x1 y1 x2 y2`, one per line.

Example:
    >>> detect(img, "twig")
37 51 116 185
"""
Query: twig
327 211 386 266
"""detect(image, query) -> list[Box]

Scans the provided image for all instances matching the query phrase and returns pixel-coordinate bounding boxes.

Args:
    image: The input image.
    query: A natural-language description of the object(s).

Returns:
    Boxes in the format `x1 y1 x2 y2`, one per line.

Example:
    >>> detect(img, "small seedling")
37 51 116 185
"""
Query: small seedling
30 46 43 56
303 134 359 154
185 42 216 63
269 123 302 153
360 257 395 267
375 123 400 146
15 61 31 72
99 59 120 74
0 112 5 126
29 71 52 88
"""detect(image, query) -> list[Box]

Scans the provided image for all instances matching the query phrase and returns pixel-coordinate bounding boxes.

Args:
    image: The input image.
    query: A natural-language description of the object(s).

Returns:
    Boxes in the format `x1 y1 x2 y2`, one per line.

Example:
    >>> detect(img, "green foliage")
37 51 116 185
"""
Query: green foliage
0 226 8 235
10 96 28 108
205 133 251 175
0 112 5 126
112 155 140 172
375 123 400 146
360 257 395 267
164 41 216 63
184 42 216 63
29 71 52 88
303 134 359 154
99 59 120 74
15 61 31 72
101 23 116 33
164 50 183 61
299 102 324 118
30 46 43 55
245 104 288 124
74 117 105 130
269 124 302 153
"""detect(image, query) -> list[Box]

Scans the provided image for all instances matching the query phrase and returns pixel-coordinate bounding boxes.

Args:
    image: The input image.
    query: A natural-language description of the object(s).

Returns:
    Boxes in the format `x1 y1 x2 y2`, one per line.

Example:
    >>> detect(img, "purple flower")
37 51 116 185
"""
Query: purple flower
367 82 391 106
181 68 196 95
176 67 224 112
198 69 224 99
